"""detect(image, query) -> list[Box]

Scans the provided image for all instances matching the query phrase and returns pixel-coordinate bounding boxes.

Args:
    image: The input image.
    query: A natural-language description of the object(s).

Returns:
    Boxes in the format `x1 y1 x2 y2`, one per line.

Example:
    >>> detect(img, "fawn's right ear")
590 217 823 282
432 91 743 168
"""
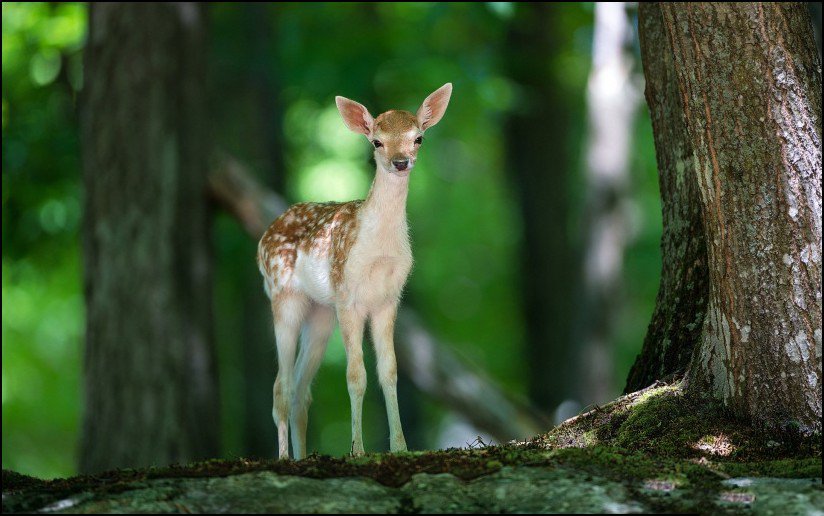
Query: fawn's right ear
335 96 374 136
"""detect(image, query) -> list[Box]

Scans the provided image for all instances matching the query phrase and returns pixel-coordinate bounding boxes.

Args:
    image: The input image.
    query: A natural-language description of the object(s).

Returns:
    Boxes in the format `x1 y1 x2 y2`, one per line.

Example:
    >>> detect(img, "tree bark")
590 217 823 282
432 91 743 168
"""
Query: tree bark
624 3 710 393
630 2 822 433
80 3 219 473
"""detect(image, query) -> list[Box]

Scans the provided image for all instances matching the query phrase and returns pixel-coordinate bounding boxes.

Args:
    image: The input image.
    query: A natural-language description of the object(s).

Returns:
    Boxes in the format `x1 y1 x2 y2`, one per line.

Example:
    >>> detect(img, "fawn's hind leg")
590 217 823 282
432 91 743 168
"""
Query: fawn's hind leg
290 303 336 460
272 290 309 459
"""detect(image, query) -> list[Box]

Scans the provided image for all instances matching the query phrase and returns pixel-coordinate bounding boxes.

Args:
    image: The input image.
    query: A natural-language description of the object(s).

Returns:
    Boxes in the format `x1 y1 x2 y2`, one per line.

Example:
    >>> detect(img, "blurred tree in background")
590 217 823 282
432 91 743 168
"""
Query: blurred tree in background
79 3 218 473
505 2 585 420
3 2 671 478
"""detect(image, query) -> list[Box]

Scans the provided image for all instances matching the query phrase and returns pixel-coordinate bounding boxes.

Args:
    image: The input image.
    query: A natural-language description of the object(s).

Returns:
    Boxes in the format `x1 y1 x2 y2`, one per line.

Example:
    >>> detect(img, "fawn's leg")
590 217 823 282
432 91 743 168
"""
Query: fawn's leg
290 304 336 460
337 306 367 456
272 291 308 459
370 302 407 452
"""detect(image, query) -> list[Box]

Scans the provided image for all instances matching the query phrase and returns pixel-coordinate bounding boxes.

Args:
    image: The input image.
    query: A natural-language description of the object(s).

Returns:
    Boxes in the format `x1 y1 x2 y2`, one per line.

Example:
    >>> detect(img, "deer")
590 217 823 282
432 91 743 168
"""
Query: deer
257 84 452 460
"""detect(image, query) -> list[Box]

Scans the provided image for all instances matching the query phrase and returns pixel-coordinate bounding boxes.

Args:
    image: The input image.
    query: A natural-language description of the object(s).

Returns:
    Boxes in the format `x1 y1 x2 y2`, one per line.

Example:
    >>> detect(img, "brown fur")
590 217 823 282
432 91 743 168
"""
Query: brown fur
374 110 418 133
258 200 362 292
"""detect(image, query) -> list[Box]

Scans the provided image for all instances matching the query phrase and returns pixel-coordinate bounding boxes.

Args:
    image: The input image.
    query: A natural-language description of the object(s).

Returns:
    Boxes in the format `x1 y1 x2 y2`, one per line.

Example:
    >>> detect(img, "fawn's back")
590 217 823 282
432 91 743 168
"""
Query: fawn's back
257 200 362 305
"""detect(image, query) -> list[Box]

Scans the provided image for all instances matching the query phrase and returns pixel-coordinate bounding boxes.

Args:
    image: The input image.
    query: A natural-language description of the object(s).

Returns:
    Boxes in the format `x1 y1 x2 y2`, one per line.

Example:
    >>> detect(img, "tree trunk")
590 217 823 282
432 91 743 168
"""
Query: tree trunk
80 3 219 473
624 3 710 393
218 2 287 459
630 2 822 433
505 3 581 416
577 2 641 406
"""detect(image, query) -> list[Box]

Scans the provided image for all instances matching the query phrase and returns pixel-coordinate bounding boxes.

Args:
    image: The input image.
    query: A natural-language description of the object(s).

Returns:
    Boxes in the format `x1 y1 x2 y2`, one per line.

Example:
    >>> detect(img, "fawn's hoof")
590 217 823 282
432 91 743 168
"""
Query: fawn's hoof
351 440 365 456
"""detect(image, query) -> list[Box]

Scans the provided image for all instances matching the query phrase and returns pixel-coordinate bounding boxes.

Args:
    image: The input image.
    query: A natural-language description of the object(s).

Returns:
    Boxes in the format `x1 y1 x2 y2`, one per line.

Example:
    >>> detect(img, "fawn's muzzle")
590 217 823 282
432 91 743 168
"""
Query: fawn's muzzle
392 158 410 171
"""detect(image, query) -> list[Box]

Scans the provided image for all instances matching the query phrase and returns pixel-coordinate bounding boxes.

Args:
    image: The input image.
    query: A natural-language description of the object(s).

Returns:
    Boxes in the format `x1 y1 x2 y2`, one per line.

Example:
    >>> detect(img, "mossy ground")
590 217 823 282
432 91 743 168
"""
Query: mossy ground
541 380 820 464
3 382 820 513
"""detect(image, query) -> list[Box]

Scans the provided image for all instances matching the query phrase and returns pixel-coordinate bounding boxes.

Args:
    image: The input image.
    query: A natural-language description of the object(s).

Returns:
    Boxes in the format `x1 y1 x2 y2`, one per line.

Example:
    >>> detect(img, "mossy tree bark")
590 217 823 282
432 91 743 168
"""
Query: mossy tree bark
628 3 822 433
80 3 219 473
624 3 710 393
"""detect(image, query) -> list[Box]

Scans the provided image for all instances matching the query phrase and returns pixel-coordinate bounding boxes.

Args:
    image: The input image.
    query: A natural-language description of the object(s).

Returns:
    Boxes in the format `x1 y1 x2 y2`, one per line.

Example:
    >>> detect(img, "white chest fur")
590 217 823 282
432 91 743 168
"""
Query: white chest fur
293 170 413 312
341 211 412 310
342 170 413 311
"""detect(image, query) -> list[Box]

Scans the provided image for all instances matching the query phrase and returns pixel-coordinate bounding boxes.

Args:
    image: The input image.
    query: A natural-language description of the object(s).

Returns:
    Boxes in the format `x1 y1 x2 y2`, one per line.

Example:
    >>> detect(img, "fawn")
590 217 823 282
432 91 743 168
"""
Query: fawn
257 84 452 459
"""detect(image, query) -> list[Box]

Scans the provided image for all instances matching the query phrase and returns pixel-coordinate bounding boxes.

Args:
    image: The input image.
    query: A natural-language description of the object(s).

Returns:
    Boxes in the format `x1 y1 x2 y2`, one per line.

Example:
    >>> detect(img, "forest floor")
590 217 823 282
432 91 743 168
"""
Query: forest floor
3 382 821 513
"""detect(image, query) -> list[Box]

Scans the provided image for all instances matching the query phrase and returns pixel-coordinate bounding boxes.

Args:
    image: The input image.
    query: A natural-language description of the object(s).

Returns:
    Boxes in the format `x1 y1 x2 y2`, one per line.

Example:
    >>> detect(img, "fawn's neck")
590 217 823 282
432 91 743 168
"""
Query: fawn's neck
359 163 410 235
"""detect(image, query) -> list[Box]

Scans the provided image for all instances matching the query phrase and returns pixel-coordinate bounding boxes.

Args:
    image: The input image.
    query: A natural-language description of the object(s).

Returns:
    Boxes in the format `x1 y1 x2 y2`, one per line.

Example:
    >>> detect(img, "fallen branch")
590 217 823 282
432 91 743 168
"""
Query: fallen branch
207 154 549 441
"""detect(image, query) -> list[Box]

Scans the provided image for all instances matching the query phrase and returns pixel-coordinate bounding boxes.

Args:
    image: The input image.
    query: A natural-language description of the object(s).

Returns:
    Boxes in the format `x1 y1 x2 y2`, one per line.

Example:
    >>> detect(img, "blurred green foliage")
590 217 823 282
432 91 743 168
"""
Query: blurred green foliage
2 2 661 478
2 2 86 479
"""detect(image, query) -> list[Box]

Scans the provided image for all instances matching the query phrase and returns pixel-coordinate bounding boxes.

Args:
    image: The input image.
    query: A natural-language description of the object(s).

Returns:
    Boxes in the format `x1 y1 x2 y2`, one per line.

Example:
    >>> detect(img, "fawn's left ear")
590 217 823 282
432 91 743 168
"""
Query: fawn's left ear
335 96 374 136
417 83 452 130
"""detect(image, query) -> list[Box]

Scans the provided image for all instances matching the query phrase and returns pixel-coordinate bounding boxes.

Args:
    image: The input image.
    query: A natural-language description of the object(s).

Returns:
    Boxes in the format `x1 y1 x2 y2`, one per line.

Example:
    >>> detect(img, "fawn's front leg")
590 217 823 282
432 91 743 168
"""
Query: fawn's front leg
370 302 407 452
338 306 367 456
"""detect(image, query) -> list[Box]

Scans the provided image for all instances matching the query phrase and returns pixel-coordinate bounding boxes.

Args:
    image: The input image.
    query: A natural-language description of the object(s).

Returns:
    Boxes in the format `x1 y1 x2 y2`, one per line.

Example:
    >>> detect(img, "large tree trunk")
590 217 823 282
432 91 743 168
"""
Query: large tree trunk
630 2 822 432
79 3 219 473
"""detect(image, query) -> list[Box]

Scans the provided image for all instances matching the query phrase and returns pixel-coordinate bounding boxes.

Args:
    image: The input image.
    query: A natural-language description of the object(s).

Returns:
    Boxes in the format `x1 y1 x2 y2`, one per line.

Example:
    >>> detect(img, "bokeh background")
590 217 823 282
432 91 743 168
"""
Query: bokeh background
5 2 670 478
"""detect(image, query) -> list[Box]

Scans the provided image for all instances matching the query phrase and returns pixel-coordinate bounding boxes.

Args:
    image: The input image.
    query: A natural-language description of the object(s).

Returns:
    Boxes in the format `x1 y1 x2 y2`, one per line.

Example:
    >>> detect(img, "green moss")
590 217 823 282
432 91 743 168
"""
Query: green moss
613 387 701 453
541 381 821 463
1 470 48 492
4 382 820 513
718 458 822 479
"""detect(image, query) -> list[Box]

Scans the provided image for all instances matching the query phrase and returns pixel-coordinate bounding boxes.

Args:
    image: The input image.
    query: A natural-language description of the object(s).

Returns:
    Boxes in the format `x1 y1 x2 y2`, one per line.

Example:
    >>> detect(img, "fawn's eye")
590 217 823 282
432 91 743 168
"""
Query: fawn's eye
414 136 423 145
372 140 383 148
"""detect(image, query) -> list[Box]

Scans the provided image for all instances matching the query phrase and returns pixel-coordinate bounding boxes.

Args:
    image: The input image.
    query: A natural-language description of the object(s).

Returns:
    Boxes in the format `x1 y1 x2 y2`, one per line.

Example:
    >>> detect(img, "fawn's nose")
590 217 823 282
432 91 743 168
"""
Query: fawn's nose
392 158 410 171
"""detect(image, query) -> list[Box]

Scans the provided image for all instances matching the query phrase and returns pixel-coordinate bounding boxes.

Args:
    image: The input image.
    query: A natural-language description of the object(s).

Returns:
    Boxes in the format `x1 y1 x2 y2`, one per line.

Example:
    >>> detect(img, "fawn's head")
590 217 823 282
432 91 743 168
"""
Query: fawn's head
335 83 452 175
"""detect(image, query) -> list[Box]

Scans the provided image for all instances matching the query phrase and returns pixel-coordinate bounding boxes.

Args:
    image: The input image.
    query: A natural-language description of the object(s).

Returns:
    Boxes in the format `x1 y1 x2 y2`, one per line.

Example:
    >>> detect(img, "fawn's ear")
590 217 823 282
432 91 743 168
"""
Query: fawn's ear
335 96 374 136
417 83 452 130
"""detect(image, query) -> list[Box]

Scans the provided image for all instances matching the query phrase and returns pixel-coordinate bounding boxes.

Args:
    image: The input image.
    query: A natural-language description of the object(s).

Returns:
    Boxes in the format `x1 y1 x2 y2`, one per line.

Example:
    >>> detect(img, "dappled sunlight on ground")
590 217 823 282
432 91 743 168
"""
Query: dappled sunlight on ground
692 433 735 457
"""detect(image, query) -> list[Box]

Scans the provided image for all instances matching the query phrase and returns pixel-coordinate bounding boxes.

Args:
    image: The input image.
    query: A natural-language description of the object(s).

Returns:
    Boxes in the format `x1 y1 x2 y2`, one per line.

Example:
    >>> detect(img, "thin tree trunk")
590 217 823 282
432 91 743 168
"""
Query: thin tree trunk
239 2 285 459
505 3 580 416
80 3 219 473
624 3 710 393
630 2 822 433
577 2 641 406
